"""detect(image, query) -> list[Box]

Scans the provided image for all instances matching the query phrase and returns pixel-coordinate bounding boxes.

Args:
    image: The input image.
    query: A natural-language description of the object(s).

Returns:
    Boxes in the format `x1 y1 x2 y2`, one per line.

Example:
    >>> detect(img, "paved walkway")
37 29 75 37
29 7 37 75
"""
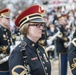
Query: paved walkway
51 59 72 75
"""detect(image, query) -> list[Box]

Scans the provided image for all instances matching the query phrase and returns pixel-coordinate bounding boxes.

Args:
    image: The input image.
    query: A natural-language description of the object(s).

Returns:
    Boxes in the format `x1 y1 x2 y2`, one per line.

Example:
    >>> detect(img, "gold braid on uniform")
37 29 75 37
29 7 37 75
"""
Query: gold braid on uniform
58 32 68 42
72 38 76 47
40 45 48 58
71 58 76 70
0 46 8 53
12 65 27 75
57 32 63 38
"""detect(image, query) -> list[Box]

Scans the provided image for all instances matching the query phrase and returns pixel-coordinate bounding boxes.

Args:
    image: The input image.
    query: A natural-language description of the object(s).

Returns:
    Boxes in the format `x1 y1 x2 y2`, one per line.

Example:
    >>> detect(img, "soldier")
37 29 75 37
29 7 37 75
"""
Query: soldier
0 8 12 75
9 5 51 75
68 19 76 75
56 14 69 75
47 23 58 59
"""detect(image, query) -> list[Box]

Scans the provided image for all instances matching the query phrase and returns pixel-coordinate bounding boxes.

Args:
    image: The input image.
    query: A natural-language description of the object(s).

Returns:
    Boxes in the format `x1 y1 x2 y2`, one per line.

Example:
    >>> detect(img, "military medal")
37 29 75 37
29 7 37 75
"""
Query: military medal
3 34 7 40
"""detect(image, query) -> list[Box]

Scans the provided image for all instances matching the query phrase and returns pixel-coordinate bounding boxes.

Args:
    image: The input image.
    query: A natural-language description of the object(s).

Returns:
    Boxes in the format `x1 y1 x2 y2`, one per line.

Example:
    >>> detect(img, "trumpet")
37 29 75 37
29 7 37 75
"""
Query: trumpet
47 27 60 45
46 27 60 51
46 45 55 51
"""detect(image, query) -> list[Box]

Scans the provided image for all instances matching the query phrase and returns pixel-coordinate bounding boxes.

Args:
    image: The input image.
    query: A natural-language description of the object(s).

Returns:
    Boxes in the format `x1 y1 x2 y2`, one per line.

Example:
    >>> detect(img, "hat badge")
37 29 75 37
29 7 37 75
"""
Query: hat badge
38 6 41 13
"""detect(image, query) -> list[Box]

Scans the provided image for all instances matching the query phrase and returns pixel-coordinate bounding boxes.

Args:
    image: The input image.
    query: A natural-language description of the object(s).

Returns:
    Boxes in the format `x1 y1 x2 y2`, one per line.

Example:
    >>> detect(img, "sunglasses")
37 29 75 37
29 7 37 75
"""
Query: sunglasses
29 23 45 28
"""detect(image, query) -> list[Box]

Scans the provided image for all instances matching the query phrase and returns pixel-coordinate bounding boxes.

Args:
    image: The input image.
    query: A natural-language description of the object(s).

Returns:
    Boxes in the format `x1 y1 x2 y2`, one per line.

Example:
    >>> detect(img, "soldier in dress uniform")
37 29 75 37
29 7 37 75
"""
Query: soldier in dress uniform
9 5 51 75
56 14 69 75
47 23 58 59
68 20 76 75
0 8 12 75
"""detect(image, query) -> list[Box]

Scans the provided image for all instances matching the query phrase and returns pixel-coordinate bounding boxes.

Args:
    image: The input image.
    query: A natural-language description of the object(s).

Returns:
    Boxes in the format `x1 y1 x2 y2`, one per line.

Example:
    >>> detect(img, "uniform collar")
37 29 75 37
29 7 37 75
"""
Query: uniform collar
23 37 38 48
0 25 7 31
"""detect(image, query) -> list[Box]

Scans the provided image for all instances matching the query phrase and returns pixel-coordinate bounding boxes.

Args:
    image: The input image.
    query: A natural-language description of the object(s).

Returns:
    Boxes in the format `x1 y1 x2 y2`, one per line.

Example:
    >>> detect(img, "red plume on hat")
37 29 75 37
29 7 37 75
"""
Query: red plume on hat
0 8 10 18
15 5 45 28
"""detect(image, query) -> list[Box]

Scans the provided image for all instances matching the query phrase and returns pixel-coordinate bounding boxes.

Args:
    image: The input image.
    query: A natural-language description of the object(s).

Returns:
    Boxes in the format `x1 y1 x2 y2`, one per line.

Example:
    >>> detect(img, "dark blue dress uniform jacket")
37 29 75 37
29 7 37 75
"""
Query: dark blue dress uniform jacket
0 25 12 71
9 37 51 75
55 25 69 53
68 30 76 75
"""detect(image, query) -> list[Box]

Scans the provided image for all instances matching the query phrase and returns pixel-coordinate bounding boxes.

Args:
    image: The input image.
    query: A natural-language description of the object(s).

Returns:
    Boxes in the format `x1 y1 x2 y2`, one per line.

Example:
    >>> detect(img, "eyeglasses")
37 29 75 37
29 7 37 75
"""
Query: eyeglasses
29 23 45 28
5 18 10 20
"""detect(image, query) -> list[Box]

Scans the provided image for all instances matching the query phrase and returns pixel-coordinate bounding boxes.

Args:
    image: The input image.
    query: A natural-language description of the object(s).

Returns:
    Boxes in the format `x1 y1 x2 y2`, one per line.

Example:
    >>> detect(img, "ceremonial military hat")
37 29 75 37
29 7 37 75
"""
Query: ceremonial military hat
41 9 47 18
15 5 45 28
0 8 10 18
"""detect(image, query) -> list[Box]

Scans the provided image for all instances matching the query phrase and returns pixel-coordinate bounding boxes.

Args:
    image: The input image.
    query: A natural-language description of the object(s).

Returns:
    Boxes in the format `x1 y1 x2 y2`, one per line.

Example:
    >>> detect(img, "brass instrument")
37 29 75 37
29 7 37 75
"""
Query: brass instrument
0 41 21 64
0 53 9 64
47 27 60 45
46 45 55 52
46 27 60 51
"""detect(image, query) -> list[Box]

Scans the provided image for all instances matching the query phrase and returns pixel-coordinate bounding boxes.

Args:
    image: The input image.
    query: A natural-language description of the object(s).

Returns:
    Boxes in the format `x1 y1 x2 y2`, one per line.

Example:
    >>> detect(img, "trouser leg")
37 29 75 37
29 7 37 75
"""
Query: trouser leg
59 53 67 75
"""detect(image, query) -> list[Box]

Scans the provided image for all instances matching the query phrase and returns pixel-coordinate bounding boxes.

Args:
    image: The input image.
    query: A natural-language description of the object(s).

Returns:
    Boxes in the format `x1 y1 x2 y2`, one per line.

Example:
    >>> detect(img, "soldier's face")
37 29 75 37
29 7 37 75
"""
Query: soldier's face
59 18 68 26
27 22 44 41
1 18 10 29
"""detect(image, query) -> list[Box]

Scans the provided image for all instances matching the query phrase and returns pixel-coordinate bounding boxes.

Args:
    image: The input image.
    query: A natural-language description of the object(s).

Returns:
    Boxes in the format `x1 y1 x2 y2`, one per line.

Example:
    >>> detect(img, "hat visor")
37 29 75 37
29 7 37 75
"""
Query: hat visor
4 16 10 19
3 15 10 19
30 18 45 23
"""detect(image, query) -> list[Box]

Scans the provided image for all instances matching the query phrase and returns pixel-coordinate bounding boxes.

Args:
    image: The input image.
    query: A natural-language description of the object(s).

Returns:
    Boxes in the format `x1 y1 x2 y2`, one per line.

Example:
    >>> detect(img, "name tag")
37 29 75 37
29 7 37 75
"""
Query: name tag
31 57 38 61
